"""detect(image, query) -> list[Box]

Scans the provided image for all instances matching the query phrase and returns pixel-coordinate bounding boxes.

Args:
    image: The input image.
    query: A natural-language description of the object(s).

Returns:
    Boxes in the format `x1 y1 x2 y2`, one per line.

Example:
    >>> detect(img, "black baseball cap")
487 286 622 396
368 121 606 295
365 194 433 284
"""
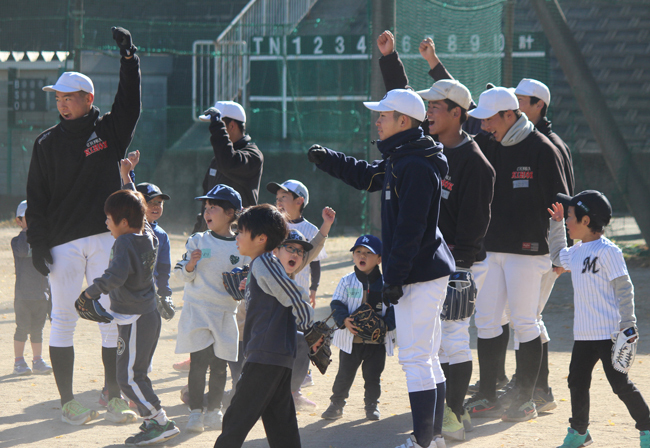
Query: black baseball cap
556 190 612 227
136 183 170 202
282 229 313 251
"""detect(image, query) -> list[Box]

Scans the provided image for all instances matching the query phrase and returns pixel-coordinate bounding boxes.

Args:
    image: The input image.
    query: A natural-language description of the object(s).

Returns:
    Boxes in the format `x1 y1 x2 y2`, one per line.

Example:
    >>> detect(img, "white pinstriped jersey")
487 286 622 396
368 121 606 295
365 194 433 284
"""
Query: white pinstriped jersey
558 236 628 340
289 218 327 292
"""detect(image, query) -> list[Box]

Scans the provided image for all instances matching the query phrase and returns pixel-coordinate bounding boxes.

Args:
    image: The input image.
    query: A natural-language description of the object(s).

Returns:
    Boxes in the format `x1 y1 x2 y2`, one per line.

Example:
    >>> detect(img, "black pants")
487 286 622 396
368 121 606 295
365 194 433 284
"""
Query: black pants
330 343 386 407
568 340 650 433
214 362 300 448
117 309 162 417
189 344 228 411
14 300 49 343
227 340 245 389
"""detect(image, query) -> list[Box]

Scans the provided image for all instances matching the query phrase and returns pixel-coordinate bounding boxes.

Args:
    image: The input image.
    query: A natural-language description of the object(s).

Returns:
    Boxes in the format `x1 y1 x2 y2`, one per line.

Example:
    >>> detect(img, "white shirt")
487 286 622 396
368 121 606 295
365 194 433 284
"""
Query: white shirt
289 219 327 292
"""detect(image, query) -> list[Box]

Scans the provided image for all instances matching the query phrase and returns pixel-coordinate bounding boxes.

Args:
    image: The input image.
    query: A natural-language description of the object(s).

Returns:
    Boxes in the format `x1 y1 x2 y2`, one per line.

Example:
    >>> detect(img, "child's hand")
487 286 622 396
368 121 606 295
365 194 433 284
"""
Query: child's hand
238 279 246 291
344 317 358 335
548 202 564 222
185 249 202 272
322 206 336 225
120 158 133 177
377 30 395 56
311 335 324 353
127 150 140 169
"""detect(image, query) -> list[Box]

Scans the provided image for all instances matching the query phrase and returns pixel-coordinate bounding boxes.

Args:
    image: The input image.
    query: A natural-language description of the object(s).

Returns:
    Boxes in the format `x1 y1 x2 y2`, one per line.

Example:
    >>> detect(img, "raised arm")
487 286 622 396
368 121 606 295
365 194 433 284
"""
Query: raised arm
308 145 385 192
377 31 409 91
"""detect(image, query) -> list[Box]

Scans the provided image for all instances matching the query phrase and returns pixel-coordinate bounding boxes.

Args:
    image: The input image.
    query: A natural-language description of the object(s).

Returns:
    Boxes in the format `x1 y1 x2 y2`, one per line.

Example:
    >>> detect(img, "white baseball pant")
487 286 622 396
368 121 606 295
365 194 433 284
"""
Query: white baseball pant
474 252 550 343
513 267 557 348
394 277 448 392
48 232 118 348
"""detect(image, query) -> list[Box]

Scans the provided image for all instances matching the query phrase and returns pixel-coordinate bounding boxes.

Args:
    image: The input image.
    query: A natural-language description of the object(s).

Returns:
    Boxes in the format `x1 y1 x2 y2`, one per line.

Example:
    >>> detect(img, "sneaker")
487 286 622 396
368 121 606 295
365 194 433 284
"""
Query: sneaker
640 430 650 448
204 409 223 430
441 405 465 441
533 387 558 413
292 390 317 412
105 397 138 424
301 370 315 388
125 419 180 445
502 398 538 422
497 382 520 408
13 359 32 376
464 393 503 418
321 402 344 420
467 375 509 394
185 409 204 433
32 358 52 374
61 399 99 425
99 387 128 407
173 358 191 372
395 434 430 448
459 408 473 433
433 435 447 448
556 427 593 448
365 403 380 421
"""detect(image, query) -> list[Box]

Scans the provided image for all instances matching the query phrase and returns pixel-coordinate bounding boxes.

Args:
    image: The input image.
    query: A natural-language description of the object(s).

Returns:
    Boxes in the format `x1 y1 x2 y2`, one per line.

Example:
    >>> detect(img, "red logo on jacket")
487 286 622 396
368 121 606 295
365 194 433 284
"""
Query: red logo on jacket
512 166 533 179
85 137 108 157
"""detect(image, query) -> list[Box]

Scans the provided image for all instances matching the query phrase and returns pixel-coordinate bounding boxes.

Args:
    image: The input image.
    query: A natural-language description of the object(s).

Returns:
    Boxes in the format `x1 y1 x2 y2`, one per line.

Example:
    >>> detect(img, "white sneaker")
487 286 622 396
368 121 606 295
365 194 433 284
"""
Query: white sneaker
395 434 432 448
433 435 446 448
186 409 204 433
204 409 223 430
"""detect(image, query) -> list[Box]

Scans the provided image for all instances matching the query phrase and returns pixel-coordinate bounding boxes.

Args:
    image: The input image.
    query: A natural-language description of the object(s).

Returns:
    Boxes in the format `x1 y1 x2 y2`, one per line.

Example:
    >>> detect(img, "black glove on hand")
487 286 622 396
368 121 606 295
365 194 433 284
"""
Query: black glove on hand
156 295 176 321
32 246 53 276
112 26 137 57
202 107 222 123
382 284 403 305
307 145 327 165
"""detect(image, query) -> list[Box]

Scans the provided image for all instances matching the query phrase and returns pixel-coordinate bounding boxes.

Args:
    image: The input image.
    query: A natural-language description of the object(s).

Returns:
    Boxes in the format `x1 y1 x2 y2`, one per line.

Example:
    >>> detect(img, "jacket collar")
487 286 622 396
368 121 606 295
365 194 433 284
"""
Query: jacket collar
58 106 100 137
376 127 424 157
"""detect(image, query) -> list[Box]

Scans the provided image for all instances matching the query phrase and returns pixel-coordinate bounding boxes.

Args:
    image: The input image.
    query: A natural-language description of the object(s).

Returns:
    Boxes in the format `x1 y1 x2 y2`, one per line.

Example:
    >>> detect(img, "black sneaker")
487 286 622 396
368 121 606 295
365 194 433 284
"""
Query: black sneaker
365 404 380 421
321 402 344 420
533 387 558 413
125 419 180 445
467 375 509 394
497 382 520 408
464 393 503 419
502 398 538 422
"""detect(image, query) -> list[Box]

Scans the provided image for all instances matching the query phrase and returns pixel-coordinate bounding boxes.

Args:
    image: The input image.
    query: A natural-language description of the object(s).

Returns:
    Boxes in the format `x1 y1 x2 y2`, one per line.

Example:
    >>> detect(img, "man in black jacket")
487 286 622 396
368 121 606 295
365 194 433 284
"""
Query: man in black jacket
194 101 264 233
26 26 141 425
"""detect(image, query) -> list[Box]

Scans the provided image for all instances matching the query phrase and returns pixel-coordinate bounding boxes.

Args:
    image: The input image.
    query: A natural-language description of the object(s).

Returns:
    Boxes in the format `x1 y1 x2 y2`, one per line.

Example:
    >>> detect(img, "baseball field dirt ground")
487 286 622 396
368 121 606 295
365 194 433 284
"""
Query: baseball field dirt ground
1 224 649 448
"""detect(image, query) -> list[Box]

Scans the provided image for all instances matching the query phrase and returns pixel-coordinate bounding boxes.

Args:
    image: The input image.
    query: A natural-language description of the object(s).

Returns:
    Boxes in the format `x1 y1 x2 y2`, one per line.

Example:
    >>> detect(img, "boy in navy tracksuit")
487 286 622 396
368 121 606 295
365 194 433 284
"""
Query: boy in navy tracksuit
214 204 317 448
308 89 455 448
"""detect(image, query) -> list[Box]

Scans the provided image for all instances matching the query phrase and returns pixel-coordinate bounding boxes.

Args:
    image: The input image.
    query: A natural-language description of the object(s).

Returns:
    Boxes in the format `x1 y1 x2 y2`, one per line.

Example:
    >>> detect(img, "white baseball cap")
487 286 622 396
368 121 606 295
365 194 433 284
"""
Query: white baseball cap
266 179 309 207
467 87 519 119
363 89 426 122
43 72 94 95
417 79 472 110
16 200 27 218
515 78 551 106
198 100 247 123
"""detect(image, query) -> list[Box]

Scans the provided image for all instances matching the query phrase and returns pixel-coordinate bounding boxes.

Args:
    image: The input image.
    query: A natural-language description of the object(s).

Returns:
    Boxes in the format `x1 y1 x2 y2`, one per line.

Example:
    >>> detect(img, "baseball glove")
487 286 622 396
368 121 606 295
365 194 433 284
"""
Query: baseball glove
611 327 639 374
350 303 386 344
222 265 250 301
156 295 175 321
75 293 113 324
304 312 337 375
441 269 477 321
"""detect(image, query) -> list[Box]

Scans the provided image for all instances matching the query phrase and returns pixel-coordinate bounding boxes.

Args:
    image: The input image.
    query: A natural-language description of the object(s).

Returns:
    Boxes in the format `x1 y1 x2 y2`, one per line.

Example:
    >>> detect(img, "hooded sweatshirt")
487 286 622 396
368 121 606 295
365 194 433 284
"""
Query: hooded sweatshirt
316 127 455 286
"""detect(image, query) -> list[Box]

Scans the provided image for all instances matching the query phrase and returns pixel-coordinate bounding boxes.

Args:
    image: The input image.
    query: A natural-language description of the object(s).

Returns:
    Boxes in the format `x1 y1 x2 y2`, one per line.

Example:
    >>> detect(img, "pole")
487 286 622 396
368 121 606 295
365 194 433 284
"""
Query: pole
503 0 514 87
530 0 650 244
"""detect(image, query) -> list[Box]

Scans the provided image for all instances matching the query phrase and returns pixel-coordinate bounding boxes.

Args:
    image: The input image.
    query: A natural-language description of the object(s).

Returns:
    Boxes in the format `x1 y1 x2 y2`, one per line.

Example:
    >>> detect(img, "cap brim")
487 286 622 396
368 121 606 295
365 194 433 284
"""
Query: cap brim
43 85 80 93
350 244 378 254
286 240 313 251
266 182 287 195
147 193 171 201
198 114 211 122
416 88 445 102
363 101 393 112
555 193 574 206
467 106 499 120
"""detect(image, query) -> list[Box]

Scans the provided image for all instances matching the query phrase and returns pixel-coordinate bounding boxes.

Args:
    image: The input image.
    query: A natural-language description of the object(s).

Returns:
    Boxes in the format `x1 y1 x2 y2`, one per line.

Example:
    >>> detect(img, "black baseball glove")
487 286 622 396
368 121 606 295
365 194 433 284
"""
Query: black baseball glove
304 317 336 375
222 265 250 301
441 269 477 321
156 295 175 321
350 303 386 344
75 293 113 324
112 26 137 57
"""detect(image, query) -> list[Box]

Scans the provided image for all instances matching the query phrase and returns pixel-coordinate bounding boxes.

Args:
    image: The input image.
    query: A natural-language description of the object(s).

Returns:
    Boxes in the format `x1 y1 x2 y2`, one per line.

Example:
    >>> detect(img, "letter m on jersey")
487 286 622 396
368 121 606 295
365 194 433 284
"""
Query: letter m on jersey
582 256 600 274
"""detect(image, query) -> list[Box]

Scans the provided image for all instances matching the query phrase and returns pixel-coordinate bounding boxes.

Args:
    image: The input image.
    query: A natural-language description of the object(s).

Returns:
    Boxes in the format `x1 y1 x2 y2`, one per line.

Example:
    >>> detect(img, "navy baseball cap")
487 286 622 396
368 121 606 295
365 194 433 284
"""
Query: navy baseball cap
136 183 170 202
195 184 242 210
282 229 314 251
556 190 612 227
350 234 382 255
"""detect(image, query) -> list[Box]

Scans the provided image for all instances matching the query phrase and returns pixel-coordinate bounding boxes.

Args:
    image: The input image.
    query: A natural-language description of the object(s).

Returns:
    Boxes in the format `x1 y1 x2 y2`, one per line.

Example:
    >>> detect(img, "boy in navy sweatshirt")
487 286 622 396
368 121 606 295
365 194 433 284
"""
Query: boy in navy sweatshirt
214 204 317 448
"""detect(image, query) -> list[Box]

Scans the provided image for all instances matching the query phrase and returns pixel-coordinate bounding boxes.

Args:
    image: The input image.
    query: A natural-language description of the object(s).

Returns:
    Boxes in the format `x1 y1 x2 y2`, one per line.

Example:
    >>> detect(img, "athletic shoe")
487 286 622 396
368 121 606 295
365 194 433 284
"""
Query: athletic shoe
459 408 473 432
556 427 593 448
441 405 465 441
173 358 191 372
185 409 204 433
61 399 99 425
365 403 380 421
640 430 650 448
292 390 317 411
533 386 558 413
321 402 344 420
502 398 537 422
204 409 223 430
32 358 52 374
99 387 128 407
433 435 447 448
105 397 138 424
125 419 180 445
394 434 431 448
13 359 32 376
497 382 520 408
467 375 509 394
464 393 503 418
301 370 315 388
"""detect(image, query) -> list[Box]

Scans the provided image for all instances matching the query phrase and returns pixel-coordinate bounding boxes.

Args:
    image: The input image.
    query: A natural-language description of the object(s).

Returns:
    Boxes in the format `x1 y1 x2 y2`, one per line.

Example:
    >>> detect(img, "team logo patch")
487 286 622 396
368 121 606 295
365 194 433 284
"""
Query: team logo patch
84 133 108 157
582 256 600 274
521 242 539 252
201 248 212 258
117 337 126 356
230 255 240 265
